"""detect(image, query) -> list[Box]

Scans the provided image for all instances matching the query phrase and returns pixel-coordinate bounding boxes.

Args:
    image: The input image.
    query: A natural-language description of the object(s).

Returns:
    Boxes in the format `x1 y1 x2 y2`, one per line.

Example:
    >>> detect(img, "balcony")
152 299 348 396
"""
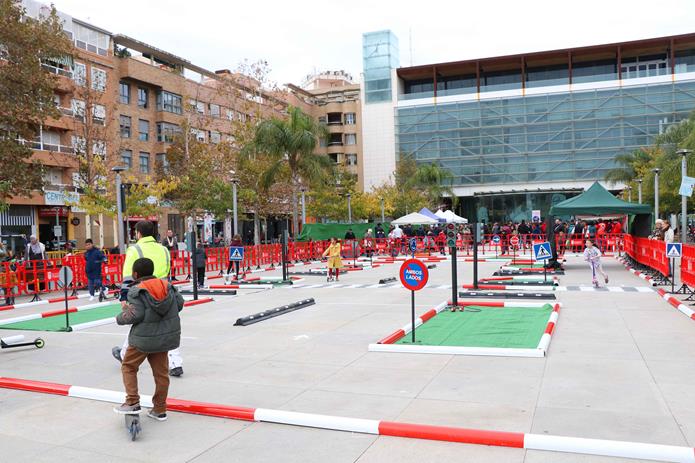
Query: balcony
41 62 73 78
326 112 343 125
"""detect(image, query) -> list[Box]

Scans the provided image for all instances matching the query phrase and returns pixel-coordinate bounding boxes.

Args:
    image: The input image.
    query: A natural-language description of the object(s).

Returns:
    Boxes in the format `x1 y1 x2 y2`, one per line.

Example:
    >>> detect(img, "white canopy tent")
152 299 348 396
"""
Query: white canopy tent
435 209 468 224
391 212 439 225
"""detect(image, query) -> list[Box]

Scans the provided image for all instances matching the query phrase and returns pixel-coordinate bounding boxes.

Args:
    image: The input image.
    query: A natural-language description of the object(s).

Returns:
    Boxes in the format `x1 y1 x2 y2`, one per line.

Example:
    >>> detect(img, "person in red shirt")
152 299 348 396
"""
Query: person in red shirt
540 221 547 235
611 221 622 234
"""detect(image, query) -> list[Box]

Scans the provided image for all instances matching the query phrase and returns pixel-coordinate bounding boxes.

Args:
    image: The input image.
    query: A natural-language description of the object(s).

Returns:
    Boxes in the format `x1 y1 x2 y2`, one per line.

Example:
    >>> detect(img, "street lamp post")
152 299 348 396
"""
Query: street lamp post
230 170 238 236
111 166 127 254
637 178 643 204
653 168 661 222
627 186 632 203
347 193 352 224
379 196 385 223
678 149 692 243
300 187 306 227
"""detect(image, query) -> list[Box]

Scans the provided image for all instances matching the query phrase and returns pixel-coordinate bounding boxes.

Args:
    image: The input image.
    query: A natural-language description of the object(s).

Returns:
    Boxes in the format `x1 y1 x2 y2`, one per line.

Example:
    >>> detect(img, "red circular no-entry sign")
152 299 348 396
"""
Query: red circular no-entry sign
399 259 429 291
509 235 520 246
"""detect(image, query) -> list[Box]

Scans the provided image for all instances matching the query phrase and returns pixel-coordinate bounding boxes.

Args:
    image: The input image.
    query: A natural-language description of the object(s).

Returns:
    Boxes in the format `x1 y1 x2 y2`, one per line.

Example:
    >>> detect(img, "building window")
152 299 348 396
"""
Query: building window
346 153 358 166
209 103 220 117
318 116 327 124
191 128 205 142
138 119 149 141
91 67 107 92
73 22 109 56
120 81 130 104
328 133 343 146
344 113 356 125
92 104 106 124
189 100 205 114
209 130 221 144
138 87 148 108
345 133 357 145
120 115 131 138
327 112 342 125
93 140 106 157
157 91 183 114
226 108 234 120
156 122 180 143
156 153 169 172
71 99 85 121
319 137 327 147
73 62 86 86
121 149 132 168
71 135 86 154
139 152 150 174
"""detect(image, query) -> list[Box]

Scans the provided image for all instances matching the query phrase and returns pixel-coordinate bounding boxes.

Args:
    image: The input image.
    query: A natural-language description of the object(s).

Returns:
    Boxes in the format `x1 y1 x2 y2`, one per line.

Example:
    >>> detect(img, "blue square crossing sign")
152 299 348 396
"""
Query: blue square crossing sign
666 242 682 258
532 242 552 261
229 246 244 261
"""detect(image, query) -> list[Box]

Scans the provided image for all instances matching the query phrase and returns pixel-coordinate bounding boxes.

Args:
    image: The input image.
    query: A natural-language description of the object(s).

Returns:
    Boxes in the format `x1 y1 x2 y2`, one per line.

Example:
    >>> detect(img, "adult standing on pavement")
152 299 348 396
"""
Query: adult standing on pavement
112 220 184 377
25 235 46 261
161 230 177 251
662 221 675 243
84 239 106 301
226 234 243 279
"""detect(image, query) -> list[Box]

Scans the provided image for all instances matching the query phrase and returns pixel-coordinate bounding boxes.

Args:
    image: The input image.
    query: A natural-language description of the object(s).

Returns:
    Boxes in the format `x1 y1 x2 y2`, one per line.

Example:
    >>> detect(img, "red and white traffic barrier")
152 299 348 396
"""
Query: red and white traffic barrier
0 375 690 462
656 289 695 320
369 301 560 358
70 297 213 331
0 290 119 312
616 257 657 286
0 300 117 326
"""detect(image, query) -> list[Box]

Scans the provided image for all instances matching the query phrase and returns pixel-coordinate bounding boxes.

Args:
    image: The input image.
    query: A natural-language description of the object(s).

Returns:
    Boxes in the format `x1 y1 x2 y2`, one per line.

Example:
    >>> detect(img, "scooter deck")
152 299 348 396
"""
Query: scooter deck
124 413 141 441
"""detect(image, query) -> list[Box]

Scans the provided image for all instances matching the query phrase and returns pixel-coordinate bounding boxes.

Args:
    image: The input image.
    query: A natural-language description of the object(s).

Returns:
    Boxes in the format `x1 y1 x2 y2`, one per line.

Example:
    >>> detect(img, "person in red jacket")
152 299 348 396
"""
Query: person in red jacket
611 221 622 234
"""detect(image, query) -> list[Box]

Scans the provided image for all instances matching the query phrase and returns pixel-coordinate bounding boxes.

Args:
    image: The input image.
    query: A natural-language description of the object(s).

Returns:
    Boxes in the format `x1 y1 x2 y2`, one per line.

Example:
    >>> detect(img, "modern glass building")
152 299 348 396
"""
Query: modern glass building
362 31 695 222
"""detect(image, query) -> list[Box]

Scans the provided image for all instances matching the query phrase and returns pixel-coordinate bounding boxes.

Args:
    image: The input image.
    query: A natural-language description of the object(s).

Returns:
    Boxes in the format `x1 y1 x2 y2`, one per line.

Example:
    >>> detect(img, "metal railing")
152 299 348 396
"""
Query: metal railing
41 62 73 78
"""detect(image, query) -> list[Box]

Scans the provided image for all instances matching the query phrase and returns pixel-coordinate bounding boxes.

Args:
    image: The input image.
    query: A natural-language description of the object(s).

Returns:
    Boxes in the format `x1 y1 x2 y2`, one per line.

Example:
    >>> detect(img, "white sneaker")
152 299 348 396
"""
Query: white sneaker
88 296 95 302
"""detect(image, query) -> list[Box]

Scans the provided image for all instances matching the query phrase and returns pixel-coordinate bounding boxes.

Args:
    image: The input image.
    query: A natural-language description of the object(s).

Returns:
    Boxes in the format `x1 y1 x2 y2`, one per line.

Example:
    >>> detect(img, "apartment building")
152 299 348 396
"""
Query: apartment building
288 71 364 190
5 0 288 248
2 0 117 249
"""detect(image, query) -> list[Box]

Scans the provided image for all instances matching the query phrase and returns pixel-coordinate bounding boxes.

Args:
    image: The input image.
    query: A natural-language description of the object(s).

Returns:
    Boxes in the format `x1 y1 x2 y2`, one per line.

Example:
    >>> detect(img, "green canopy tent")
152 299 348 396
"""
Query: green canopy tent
296 222 389 241
549 182 651 216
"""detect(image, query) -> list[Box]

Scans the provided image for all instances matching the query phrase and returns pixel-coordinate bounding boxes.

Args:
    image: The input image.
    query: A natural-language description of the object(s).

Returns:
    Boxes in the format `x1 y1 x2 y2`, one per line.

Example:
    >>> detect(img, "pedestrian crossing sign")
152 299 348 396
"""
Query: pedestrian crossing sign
666 242 682 259
229 246 244 261
533 242 553 261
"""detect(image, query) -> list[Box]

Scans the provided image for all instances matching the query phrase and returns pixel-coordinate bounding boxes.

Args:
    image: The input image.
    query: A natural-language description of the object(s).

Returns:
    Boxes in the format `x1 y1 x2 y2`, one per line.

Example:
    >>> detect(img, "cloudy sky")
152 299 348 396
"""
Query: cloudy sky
55 0 695 86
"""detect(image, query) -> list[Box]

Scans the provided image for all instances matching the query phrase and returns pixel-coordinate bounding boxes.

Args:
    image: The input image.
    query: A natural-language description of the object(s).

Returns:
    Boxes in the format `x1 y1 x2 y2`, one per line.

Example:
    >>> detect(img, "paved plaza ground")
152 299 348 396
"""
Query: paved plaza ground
1 254 695 462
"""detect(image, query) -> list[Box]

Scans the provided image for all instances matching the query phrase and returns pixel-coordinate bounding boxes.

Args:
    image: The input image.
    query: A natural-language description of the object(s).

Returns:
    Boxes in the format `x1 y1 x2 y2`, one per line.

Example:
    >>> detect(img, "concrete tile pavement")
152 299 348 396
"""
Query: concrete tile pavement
2 254 695 461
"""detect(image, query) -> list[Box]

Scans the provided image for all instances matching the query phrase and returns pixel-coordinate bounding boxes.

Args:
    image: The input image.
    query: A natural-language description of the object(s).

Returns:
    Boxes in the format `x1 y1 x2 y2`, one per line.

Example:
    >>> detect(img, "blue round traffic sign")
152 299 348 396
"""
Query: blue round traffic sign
409 238 417 252
399 259 429 291
492 235 501 244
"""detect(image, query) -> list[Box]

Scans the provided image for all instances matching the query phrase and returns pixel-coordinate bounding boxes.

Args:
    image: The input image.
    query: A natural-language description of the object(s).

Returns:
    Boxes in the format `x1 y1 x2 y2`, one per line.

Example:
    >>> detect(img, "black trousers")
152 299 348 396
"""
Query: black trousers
196 267 205 287
226 261 240 275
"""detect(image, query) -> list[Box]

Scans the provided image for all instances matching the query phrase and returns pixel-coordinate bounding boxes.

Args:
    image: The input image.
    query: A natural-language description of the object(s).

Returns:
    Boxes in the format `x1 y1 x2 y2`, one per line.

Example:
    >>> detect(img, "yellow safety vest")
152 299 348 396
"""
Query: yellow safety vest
122 236 171 280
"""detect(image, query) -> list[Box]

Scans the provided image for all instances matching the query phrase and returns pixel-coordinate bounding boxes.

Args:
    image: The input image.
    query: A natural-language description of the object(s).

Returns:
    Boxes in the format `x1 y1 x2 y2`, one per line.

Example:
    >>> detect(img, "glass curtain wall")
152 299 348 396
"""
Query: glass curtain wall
363 31 399 103
396 79 695 186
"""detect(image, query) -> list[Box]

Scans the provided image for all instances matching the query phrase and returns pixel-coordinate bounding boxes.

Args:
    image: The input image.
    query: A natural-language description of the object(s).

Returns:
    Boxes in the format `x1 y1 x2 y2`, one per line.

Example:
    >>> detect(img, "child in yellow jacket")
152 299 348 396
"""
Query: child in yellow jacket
322 237 343 282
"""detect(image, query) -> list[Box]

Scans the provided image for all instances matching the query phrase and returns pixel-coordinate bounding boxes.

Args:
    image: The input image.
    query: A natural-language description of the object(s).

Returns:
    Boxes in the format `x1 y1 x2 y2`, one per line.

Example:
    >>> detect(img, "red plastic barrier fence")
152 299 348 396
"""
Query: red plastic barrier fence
681 243 695 288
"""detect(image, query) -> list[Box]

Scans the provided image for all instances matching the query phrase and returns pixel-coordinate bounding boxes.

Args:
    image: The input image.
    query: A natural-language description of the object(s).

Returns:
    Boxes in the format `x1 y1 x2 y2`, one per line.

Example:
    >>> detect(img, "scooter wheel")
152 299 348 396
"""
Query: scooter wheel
34 338 45 349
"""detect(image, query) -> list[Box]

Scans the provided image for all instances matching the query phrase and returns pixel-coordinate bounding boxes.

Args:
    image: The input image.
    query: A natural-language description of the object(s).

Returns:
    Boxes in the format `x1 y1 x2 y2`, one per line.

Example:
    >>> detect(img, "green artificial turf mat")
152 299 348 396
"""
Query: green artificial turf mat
0 303 121 332
396 304 552 349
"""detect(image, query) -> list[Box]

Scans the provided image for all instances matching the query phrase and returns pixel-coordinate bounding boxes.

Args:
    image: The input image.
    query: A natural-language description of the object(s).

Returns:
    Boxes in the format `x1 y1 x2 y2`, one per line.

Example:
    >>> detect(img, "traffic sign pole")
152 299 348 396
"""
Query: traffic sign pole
62 267 71 332
411 290 416 342
473 223 479 290
451 245 458 307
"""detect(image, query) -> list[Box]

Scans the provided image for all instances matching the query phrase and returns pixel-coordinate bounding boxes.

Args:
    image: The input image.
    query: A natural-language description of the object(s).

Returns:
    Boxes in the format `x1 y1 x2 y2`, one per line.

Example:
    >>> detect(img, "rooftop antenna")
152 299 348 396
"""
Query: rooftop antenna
409 27 413 66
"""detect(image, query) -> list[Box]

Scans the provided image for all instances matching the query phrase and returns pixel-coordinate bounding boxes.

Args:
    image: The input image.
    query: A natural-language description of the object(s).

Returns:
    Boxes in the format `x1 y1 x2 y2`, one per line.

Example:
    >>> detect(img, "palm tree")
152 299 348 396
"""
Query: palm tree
414 162 457 208
248 106 330 235
604 148 652 185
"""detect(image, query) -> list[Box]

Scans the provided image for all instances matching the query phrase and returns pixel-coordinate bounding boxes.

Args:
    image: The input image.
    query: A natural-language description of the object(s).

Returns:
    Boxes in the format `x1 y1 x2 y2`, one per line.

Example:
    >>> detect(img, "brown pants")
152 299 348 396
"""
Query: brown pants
121 347 169 414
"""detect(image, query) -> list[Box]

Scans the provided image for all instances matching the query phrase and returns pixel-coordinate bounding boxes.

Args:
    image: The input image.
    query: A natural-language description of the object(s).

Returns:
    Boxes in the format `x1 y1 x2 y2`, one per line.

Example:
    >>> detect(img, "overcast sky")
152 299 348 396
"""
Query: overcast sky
55 0 695 86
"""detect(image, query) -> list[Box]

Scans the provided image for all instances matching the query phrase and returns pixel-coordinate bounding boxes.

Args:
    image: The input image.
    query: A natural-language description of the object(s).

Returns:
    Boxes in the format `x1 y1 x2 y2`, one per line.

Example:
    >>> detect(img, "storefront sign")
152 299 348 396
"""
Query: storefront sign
44 190 80 207
38 206 69 218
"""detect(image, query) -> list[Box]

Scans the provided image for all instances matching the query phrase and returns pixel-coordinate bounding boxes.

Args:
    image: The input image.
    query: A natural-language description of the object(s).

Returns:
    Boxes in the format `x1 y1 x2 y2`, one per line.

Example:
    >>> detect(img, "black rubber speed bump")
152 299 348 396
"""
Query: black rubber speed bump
479 280 557 286
180 289 237 296
289 270 346 276
494 270 564 276
234 298 316 326
379 277 397 284
427 264 437 269
458 290 556 299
